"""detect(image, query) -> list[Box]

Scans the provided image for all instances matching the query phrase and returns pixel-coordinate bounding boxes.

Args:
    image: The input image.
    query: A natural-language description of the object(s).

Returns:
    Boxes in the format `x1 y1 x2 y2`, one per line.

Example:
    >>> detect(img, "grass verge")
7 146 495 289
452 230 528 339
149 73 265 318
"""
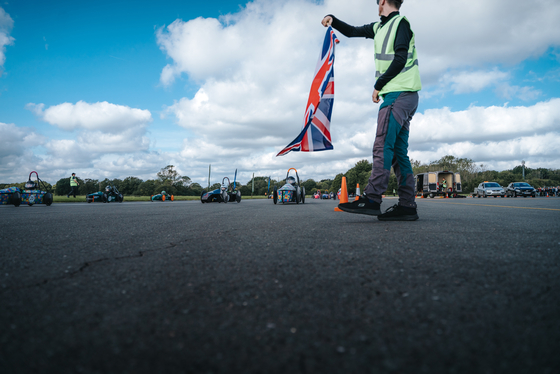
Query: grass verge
53 195 271 203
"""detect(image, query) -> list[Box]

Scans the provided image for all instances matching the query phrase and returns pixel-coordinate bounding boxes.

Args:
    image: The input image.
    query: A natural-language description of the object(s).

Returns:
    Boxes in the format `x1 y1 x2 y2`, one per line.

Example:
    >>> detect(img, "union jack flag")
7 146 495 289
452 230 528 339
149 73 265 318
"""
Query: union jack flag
277 27 339 157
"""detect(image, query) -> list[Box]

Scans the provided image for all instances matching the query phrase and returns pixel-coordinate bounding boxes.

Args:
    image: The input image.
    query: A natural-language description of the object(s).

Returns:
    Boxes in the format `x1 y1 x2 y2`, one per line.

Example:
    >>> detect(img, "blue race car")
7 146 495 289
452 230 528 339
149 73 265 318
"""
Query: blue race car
0 171 53 207
201 173 241 203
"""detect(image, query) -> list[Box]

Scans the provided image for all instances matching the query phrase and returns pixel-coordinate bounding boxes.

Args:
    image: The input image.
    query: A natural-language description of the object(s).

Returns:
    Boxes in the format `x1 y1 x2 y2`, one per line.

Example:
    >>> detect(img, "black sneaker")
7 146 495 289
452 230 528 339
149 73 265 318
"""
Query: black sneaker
337 197 381 216
378 204 419 221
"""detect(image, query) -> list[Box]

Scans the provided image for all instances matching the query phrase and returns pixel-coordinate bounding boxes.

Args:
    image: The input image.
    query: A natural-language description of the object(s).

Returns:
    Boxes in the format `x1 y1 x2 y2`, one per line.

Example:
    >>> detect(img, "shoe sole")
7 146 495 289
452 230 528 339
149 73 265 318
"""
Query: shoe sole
378 214 419 221
338 205 381 216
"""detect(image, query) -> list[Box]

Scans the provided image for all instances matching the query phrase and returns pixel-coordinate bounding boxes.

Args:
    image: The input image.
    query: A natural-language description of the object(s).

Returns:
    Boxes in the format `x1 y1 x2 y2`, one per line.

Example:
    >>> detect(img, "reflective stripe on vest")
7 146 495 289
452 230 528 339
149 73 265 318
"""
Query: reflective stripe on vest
374 15 421 95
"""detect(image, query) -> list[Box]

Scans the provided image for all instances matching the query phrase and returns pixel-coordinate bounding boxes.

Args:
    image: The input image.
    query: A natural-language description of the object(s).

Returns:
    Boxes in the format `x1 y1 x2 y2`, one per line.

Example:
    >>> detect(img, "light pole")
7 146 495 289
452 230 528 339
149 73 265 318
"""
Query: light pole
522 160 525 180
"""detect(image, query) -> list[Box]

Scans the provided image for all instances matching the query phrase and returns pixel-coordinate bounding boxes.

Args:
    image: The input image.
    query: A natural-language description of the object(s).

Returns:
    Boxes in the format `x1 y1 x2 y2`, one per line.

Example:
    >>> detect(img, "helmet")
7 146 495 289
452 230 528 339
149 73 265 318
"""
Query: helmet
286 176 296 185
161 191 166 195
105 185 111 192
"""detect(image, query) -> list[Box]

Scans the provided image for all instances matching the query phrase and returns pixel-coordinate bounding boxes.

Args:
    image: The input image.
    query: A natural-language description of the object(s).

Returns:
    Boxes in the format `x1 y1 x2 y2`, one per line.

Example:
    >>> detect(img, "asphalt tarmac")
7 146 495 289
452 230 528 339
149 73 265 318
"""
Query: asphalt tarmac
1 196 559 374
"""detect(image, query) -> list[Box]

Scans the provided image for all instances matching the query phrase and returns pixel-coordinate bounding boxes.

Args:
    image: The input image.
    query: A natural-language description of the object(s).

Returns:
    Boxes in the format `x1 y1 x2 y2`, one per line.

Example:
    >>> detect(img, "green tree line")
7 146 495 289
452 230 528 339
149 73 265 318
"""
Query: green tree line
330 155 560 195
3 158 557 197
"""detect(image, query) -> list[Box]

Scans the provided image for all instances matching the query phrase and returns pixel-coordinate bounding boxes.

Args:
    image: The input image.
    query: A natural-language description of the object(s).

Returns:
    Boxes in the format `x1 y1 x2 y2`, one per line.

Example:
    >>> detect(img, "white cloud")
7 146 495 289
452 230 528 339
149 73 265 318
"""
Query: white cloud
0 122 45 182
408 100 560 169
0 7 15 69
27 101 153 160
19 101 154 179
441 69 509 94
412 99 560 145
406 0 560 84
28 101 152 133
494 83 542 102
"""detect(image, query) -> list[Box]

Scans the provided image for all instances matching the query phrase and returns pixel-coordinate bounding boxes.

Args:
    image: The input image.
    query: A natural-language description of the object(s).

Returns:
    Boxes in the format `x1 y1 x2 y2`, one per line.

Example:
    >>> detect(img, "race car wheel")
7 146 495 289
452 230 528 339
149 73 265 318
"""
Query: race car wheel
301 187 306 204
44 193 53 206
222 190 229 203
118 194 124 202
429 193 434 198
11 191 21 207
200 190 206 203
295 187 301 204
273 186 278 205
103 193 108 203
236 191 241 203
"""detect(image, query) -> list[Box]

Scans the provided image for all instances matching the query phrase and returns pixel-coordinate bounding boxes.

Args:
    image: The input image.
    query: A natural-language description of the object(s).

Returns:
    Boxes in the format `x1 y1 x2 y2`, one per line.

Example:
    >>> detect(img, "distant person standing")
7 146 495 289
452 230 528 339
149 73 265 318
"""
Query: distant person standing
67 173 79 198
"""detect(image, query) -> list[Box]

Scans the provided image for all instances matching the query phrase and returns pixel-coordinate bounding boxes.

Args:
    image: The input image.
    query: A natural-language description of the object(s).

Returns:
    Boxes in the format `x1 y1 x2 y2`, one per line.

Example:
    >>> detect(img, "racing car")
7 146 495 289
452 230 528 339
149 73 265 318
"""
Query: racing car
0 171 53 207
86 185 124 203
151 191 174 202
201 172 241 203
273 168 305 204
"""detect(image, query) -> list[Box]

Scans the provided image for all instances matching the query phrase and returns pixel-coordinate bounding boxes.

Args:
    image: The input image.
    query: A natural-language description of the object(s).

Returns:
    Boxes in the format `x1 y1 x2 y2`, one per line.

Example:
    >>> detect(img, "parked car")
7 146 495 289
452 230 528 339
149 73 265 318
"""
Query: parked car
506 182 536 198
415 170 462 198
473 182 505 198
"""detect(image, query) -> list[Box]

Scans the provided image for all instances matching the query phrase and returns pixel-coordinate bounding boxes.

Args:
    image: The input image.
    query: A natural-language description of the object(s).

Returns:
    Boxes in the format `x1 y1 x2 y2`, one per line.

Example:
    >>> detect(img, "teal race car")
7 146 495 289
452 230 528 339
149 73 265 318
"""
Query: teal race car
151 191 174 201
86 185 124 203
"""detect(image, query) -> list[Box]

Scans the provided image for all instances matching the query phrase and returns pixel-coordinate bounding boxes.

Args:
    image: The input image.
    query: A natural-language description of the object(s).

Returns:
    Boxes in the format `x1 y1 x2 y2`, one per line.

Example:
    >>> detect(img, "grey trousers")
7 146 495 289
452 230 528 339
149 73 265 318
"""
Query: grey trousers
364 91 419 208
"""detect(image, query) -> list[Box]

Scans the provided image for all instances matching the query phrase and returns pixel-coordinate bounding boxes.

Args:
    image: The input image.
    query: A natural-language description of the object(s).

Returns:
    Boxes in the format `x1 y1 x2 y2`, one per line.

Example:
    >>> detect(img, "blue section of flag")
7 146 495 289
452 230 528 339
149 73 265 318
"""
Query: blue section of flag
277 27 339 157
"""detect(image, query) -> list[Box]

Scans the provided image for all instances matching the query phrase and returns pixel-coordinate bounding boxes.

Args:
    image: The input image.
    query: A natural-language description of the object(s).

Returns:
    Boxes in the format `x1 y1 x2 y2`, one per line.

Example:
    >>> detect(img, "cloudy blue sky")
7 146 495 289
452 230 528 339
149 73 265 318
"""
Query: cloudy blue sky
1 0 559 185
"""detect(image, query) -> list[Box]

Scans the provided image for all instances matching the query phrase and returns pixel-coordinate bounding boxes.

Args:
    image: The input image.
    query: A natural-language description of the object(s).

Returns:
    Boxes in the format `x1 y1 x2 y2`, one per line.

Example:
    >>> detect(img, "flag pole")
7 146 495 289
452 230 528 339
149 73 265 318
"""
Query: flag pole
208 164 211 190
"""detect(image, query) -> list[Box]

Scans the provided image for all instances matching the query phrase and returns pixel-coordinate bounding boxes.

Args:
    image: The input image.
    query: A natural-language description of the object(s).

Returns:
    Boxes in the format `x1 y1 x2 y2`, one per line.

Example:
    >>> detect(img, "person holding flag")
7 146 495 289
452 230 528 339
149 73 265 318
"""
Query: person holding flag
323 0 421 221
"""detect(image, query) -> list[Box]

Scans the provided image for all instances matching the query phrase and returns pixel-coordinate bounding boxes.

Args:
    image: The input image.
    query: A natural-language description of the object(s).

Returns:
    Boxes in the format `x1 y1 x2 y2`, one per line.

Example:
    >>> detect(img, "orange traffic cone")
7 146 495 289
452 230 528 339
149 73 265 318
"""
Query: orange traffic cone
355 183 361 201
334 177 348 212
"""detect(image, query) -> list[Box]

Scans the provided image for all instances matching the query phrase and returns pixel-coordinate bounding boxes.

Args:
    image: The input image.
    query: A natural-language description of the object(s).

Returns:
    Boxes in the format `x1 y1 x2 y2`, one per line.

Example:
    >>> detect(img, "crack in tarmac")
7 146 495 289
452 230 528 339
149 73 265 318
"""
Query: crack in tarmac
1 241 183 293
